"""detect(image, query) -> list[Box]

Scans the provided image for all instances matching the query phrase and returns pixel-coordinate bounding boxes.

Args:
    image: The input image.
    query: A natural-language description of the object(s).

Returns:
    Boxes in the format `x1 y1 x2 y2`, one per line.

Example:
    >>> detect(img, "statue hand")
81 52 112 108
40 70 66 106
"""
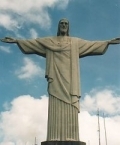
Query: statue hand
0 37 17 43
109 38 120 44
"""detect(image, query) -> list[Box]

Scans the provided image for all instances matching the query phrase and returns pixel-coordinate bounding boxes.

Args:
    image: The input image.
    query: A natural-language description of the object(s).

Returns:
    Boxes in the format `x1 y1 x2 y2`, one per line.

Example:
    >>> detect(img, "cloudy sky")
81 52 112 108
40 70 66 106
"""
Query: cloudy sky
0 0 120 145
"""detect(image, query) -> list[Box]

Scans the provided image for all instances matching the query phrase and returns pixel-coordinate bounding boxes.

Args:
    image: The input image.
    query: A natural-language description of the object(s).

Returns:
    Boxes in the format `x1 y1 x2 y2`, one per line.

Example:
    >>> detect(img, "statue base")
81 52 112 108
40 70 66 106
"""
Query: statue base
41 141 86 145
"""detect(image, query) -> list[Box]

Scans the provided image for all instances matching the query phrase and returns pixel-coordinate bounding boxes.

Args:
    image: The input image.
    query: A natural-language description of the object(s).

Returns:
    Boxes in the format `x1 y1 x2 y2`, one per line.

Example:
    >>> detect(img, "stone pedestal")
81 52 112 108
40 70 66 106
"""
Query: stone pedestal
41 141 86 145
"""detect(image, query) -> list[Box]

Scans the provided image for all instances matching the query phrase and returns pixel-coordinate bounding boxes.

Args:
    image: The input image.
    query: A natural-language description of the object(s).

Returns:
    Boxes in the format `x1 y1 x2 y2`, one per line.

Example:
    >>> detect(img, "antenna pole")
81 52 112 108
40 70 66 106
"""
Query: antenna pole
35 137 37 145
103 113 108 145
97 109 101 145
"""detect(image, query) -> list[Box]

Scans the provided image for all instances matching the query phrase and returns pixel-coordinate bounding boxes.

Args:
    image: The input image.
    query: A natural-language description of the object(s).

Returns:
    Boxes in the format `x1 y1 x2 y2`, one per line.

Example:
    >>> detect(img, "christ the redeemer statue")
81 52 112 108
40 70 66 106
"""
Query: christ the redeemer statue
1 18 120 143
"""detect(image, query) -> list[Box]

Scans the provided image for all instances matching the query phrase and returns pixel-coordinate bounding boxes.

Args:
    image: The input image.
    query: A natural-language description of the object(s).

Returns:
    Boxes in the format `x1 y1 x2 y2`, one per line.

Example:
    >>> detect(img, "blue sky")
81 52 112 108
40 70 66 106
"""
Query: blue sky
0 0 120 145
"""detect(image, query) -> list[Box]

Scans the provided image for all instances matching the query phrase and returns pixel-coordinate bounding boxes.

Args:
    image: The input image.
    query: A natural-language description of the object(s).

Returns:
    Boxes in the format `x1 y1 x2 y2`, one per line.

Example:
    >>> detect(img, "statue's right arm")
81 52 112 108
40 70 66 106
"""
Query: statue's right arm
0 37 17 43
1 37 46 57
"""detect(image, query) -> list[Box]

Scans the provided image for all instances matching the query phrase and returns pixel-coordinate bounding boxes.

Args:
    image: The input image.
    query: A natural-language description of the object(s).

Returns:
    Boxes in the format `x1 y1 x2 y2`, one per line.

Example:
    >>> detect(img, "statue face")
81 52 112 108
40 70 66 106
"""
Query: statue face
59 19 69 36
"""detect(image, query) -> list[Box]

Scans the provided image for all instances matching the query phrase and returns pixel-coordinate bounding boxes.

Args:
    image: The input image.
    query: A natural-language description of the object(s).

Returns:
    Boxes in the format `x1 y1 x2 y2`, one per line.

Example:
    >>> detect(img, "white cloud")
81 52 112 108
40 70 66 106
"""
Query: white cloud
0 89 120 145
0 95 48 145
0 46 11 53
81 89 120 115
0 14 19 31
79 111 120 145
15 57 44 79
29 29 38 38
0 0 70 31
56 0 69 9
0 142 14 145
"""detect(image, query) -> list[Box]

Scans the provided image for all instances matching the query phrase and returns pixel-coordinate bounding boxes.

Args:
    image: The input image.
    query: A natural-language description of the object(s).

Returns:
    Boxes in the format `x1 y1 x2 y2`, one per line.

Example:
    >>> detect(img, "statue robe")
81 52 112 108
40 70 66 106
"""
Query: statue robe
17 36 109 141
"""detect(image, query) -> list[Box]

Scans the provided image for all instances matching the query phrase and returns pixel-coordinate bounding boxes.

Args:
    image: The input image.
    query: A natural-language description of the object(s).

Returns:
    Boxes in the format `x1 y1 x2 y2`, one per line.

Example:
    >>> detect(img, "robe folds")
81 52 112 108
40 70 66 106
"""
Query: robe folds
17 36 109 141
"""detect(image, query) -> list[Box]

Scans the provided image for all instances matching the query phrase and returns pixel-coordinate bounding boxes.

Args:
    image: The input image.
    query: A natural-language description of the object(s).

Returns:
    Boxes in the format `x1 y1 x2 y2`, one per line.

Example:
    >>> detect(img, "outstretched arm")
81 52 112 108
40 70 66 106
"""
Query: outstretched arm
78 37 120 58
0 37 17 43
0 36 46 57
108 38 120 44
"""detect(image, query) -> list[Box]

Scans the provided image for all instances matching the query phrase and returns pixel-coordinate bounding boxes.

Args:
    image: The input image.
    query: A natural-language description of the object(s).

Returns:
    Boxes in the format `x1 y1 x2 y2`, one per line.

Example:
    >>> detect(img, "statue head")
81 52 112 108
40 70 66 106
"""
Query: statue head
57 18 69 36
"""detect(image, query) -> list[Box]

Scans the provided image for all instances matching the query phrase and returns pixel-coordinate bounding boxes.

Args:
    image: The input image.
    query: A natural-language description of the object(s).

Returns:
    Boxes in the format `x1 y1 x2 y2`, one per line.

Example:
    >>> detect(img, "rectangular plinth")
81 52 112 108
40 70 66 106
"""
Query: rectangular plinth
41 141 86 145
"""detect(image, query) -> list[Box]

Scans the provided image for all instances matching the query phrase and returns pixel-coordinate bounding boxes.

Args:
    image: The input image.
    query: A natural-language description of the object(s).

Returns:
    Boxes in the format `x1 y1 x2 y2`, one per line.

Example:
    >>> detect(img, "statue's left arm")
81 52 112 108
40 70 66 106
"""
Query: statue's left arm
78 38 120 58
